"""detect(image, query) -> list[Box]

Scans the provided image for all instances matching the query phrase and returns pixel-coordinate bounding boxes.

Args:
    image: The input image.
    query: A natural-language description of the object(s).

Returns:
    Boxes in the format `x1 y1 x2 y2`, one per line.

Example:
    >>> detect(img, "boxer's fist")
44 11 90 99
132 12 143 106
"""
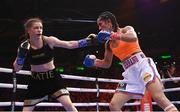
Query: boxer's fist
97 30 111 43
83 55 96 67
86 33 98 45
78 33 98 47
16 40 30 65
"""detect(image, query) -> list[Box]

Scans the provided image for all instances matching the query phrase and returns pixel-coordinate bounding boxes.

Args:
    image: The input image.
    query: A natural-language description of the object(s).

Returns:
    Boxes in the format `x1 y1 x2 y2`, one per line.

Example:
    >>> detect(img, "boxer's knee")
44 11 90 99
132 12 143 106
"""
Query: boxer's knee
109 100 122 111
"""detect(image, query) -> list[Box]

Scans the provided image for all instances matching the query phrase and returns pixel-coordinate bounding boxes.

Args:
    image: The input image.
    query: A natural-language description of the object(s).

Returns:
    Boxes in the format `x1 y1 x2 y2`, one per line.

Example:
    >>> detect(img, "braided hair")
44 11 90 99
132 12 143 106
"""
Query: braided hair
98 11 119 32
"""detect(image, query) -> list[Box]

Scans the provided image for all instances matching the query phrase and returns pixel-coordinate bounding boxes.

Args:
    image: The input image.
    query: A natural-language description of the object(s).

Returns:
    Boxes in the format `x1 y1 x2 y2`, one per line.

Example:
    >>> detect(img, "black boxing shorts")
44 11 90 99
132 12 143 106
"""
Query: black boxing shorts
23 69 70 107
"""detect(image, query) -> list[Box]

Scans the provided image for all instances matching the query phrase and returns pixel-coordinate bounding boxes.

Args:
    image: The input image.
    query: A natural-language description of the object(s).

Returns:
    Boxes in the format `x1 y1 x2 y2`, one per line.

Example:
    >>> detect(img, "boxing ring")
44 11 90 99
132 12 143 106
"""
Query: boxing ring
0 67 180 111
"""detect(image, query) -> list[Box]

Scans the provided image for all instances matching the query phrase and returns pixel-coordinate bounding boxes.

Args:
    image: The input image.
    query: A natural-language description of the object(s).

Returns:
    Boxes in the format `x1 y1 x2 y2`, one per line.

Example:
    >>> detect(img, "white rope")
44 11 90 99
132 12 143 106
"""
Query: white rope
0 67 120 83
0 83 179 93
161 77 180 82
0 67 31 75
0 101 179 107
61 74 120 83
0 83 27 89
1 67 180 83
67 87 115 93
164 87 180 92
0 102 140 107
0 102 95 107
0 83 115 93
152 101 180 105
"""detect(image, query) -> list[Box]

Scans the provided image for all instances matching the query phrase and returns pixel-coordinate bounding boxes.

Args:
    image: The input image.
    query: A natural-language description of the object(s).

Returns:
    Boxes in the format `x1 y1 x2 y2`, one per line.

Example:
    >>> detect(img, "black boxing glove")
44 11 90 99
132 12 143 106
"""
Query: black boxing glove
16 40 30 65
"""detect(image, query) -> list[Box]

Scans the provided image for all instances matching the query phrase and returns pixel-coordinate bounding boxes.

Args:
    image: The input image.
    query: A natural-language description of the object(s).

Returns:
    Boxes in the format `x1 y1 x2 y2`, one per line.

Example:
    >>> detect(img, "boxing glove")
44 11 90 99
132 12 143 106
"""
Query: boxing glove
16 40 30 65
83 55 96 67
78 33 98 47
97 30 111 43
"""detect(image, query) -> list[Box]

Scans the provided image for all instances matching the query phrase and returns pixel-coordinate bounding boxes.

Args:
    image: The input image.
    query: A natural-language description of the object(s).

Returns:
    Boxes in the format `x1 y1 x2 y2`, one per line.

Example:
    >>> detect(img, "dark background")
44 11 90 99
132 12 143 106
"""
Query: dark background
0 0 180 111
0 0 180 68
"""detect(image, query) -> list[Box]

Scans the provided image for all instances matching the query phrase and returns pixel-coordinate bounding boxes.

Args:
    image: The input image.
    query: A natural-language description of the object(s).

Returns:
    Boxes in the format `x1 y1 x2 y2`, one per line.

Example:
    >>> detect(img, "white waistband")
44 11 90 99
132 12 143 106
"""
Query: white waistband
122 52 146 70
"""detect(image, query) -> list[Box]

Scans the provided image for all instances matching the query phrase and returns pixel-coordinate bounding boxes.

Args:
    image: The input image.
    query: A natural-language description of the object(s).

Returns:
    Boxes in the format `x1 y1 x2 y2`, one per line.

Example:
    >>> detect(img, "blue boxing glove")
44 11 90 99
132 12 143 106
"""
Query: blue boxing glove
83 54 96 67
78 39 88 47
97 30 112 43
16 40 30 65
78 34 98 48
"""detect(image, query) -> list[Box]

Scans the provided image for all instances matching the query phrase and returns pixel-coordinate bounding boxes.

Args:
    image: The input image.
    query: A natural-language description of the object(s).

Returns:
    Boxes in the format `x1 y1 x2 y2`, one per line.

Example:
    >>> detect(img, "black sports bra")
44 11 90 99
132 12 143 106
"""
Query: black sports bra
28 37 54 65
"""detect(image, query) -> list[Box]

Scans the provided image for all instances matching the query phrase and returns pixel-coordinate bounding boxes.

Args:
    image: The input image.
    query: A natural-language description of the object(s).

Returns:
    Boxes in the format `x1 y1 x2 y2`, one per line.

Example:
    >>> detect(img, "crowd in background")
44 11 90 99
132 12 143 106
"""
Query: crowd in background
0 56 180 111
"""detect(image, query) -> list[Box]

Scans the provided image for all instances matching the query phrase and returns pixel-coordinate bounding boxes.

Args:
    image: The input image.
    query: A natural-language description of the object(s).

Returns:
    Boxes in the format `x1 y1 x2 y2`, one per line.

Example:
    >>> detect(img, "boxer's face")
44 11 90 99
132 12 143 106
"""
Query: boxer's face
27 22 43 38
97 18 112 31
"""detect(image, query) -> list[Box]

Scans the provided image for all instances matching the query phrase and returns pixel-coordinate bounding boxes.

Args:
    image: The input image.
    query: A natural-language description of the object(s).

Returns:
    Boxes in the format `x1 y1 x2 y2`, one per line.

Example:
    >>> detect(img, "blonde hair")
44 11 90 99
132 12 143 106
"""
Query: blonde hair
24 17 42 31
21 17 43 40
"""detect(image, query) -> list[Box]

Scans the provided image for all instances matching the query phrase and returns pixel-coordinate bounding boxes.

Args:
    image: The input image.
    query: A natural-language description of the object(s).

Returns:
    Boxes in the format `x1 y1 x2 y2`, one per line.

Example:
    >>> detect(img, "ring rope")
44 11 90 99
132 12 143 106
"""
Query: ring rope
0 67 180 109
0 101 180 107
0 102 140 107
0 83 115 92
0 67 120 83
0 83 180 93
1 67 180 83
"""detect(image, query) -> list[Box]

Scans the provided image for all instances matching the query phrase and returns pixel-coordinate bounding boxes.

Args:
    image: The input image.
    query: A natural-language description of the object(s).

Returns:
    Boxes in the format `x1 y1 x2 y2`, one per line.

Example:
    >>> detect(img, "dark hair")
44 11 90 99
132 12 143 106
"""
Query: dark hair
20 17 42 40
98 11 119 31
